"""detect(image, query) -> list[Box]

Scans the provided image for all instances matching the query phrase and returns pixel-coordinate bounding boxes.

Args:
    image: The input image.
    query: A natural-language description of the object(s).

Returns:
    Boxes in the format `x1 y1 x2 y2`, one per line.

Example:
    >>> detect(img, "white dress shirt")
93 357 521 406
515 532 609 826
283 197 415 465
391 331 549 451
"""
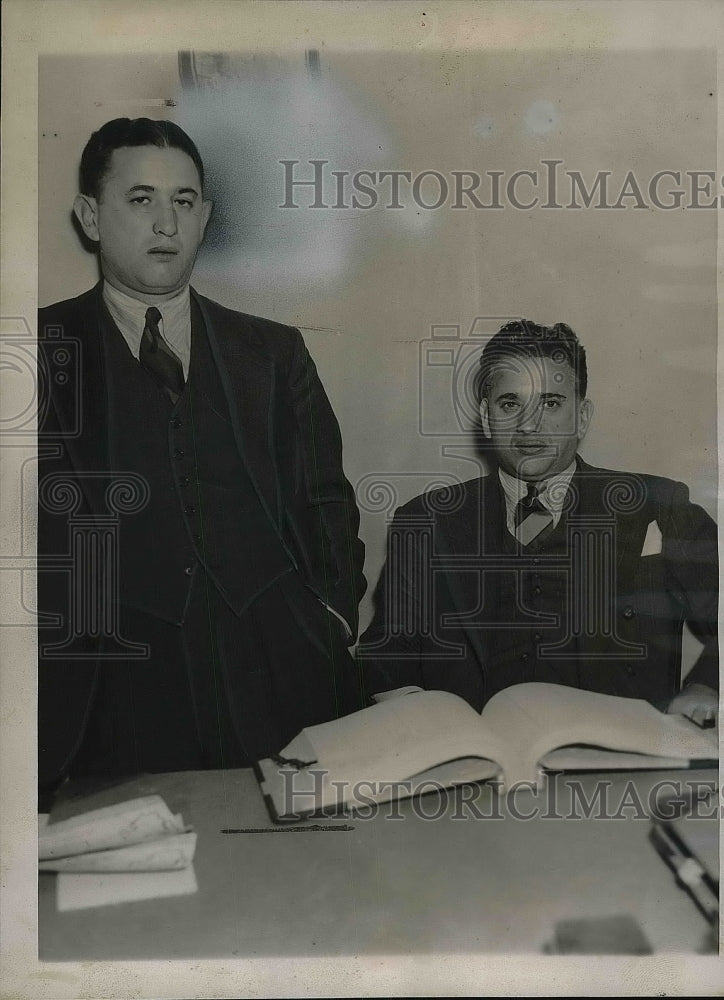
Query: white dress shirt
103 281 191 378
498 462 577 537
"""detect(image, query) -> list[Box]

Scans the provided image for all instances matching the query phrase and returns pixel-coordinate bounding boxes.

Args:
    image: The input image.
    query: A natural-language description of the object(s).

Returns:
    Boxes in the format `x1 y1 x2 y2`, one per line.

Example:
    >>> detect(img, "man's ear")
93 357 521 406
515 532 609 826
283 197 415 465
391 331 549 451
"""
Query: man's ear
200 199 213 239
577 397 594 441
479 398 492 437
73 195 100 242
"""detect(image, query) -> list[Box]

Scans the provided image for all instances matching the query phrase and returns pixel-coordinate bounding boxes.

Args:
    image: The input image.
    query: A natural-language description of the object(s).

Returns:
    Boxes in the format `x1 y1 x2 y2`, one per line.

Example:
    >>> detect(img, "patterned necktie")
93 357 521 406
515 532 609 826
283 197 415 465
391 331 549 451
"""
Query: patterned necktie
514 482 554 546
139 306 185 402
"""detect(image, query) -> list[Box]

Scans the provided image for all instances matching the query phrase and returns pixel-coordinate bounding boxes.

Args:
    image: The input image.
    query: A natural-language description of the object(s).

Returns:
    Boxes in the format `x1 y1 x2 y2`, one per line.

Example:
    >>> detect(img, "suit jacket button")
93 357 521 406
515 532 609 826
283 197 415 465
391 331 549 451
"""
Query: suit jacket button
171 417 182 429
625 664 635 676
184 565 193 576
533 586 542 596
184 505 197 515
623 606 635 619
521 652 529 661
173 448 185 459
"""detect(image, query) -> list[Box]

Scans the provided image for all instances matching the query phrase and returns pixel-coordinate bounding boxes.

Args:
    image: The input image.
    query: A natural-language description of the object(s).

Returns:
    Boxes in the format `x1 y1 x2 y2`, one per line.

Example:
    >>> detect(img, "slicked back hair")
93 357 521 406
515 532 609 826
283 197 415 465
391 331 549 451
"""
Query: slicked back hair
478 319 588 401
79 117 205 200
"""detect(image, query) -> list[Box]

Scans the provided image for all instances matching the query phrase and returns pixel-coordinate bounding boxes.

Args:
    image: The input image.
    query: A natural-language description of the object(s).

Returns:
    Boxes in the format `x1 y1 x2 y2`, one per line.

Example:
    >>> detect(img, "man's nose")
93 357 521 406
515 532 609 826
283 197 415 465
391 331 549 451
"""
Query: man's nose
516 401 543 432
153 203 178 237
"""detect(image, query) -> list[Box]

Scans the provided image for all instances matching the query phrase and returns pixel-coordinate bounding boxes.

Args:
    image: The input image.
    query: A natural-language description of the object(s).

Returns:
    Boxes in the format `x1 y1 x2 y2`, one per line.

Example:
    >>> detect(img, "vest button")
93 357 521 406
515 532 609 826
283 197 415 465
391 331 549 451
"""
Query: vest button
171 417 182 429
184 505 197 516
625 664 635 676
521 652 529 661
534 633 541 642
622 606 635 619
532 558 540 565
533 586 542 596
173 448 185 459
184 565 193 576
179 476 190 487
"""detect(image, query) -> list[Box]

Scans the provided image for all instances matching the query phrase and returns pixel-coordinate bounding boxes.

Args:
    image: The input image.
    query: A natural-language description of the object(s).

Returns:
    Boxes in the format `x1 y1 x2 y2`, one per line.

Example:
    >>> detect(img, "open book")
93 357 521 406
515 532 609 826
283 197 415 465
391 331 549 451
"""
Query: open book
255 682 718 821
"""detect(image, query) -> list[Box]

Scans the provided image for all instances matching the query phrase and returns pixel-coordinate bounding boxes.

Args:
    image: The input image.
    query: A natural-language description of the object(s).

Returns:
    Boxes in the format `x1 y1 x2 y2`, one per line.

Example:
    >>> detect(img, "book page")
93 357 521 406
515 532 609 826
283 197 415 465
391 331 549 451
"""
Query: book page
480 683 718 787
287 690 506 807
541 747 696 772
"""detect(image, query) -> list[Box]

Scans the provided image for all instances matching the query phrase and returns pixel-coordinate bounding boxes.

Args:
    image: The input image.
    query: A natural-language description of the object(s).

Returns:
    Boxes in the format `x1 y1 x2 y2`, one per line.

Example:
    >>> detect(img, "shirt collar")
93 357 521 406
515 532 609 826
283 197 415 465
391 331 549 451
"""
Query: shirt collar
498 461 577 515
102 281 190 333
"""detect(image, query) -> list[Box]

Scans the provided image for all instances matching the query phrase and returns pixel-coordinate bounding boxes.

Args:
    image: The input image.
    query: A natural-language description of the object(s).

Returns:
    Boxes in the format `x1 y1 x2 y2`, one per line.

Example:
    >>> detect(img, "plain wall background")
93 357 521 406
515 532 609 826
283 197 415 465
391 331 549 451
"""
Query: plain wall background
39 50 718 635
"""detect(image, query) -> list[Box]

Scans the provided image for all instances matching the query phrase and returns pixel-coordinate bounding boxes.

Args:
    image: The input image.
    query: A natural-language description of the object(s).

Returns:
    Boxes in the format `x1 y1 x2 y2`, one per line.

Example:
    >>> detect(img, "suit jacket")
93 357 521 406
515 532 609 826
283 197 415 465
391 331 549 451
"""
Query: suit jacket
37 283 366 786
358 458 717 709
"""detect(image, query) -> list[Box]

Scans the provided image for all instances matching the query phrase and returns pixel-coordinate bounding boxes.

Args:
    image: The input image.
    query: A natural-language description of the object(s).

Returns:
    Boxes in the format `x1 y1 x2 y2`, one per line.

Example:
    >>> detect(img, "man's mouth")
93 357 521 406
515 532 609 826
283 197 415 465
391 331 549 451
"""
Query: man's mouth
513 441 549 453
147 247 179 258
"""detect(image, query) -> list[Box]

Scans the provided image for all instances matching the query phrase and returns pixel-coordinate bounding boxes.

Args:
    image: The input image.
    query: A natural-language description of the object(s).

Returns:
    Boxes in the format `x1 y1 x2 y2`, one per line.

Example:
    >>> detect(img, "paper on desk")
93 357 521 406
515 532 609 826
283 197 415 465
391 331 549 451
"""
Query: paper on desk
56 865 198 911
39 794 186 860
40 831 197 872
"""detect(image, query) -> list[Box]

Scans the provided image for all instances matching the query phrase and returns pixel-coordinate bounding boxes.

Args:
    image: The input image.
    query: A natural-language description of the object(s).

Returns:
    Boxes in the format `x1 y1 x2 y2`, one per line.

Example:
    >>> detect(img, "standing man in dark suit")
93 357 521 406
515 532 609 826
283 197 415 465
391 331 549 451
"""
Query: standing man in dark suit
358 320 717 720
38 118 366 794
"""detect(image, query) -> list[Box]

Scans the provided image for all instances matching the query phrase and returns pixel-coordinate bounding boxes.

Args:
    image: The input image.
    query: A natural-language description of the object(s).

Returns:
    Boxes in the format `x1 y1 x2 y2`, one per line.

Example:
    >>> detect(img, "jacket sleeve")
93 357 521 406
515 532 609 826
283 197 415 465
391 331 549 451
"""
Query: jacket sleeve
285 328 366 641
661 480 718 690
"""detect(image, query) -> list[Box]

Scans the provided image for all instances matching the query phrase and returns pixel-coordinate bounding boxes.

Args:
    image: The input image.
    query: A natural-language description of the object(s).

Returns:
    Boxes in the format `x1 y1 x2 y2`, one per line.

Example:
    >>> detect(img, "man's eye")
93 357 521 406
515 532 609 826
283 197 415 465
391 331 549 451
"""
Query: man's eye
174 198 193 208
500 401 519 412
543 399 561 409
130 196 151 205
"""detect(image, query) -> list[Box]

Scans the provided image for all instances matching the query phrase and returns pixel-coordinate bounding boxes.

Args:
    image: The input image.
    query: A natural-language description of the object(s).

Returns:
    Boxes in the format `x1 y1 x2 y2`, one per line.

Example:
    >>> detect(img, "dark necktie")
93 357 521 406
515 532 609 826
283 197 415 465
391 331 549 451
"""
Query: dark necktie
514 482 554 545
139 306 185 402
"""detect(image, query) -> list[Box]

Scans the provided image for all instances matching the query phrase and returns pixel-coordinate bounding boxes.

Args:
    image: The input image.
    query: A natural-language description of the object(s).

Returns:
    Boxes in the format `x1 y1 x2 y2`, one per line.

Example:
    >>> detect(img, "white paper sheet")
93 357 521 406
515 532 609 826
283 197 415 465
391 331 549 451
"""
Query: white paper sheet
40 831 197 872
56 865 198 911
39 794 186 860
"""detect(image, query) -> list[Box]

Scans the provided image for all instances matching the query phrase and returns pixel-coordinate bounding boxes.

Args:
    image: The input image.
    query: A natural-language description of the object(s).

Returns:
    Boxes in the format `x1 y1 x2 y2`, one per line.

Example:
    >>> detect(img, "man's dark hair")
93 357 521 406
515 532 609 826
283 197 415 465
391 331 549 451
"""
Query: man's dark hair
478 319 588 400
79 118 205 199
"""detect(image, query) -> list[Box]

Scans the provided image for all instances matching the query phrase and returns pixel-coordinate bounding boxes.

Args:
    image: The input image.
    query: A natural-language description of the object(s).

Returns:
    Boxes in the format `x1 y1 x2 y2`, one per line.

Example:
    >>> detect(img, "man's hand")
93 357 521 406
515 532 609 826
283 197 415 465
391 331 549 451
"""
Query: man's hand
666 683 718 727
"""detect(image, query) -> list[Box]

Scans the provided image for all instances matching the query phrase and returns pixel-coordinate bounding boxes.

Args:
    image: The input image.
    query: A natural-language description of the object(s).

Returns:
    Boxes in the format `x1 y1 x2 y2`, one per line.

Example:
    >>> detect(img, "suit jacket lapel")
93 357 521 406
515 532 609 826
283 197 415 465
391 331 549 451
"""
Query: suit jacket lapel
566 458 650 662
191 289 281 528
482 472 508 555
572 458 647 576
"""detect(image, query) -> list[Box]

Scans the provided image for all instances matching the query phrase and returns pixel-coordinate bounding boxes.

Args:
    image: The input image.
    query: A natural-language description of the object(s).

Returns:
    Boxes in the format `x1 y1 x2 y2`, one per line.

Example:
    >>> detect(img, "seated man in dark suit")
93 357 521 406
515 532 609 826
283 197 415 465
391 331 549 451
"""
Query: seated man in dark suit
38 118 366 797
358 320 717 721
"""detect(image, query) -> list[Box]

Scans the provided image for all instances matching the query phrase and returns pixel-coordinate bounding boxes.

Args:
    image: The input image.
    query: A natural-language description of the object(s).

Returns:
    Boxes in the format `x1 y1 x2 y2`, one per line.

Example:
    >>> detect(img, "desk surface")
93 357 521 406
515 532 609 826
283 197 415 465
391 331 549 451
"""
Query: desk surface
39 768 717 959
